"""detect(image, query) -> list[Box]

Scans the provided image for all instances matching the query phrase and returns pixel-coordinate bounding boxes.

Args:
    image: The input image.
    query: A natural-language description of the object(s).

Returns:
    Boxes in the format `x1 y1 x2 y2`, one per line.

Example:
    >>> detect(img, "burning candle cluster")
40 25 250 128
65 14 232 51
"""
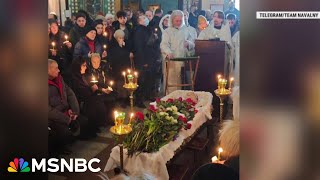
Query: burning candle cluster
217 74 234 94
123 69 138 89
113 111 135 134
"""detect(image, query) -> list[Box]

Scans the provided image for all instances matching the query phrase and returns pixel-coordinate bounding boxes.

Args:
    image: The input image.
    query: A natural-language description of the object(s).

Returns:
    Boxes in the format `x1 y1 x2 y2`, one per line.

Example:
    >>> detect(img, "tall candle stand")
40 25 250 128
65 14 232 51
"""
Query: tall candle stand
110 111 132 175
214 77 232 122
123 69 139 113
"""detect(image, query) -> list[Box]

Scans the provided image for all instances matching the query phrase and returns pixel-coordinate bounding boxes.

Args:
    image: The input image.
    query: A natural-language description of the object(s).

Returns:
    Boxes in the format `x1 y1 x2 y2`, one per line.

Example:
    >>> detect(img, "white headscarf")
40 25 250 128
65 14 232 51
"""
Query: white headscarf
159 14 171 33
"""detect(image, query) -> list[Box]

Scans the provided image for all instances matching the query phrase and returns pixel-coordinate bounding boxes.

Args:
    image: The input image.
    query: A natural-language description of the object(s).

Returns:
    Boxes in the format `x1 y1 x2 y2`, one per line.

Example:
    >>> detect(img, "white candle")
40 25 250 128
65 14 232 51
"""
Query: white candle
103 32 108 37
64 35 68 41
218 147 223 160
103 44 107 50
134 72 138 84
109 80 114 86
229 77 234 90
211 156 218 163
129 113 134 125
122 71 126 84
51 42 55 50
127 69 131 74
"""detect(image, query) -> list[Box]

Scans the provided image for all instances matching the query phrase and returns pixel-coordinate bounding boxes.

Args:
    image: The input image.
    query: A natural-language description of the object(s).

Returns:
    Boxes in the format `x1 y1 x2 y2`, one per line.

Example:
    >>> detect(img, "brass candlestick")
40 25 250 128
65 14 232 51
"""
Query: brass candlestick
110 112 132 174
214 89 231 122
123 70 139 113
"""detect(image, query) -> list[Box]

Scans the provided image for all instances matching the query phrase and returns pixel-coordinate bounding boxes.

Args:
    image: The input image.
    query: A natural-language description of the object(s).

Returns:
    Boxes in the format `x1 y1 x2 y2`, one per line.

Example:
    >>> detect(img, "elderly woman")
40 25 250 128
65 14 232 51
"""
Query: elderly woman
108 29 130 107
160 10 195 94
84 53 115 125
73 26 107 62
197 15 209 36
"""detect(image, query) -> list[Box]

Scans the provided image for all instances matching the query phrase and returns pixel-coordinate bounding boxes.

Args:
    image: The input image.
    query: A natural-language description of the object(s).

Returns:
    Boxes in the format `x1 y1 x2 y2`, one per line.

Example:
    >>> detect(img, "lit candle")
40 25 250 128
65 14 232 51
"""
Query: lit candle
211 156 218 163
129 113 134 125
103 32 108 37
122 71 127 84
229 77 234 90
218 147 223 160
51 42 55 50
155 28 158 32
91 75 98 83
114 111 119 127
218 78 222 91
217 74 221 80
109 80 114 87
103 44 107 50
64 35 68 41
134 72 138 84
127 69 131 74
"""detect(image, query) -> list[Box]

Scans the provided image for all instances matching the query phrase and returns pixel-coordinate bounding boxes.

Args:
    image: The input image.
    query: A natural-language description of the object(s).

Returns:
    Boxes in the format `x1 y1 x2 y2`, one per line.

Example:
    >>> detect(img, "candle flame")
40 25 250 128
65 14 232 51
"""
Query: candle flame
64 35 68 40
114 111 119 118
130 113 134 118
109 81 114 86
217 74 221 79
127 69 131 74
230 77 234 81
134 72 138 76
122 71 126 76
52 42 55 46
218 147 223 153
211 156 218 163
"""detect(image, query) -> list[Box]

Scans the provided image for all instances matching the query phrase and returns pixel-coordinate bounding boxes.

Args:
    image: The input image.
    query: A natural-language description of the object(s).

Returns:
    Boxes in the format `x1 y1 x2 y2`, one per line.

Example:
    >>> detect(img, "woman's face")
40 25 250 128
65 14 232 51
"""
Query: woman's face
95 24 103 35
80 62 87 74
50 23 59 35
91 56 100 69
106 17 114 26
76 17 86 28
86 30 96 41
163 18 169 27
213 13 223 26
117 37 124 45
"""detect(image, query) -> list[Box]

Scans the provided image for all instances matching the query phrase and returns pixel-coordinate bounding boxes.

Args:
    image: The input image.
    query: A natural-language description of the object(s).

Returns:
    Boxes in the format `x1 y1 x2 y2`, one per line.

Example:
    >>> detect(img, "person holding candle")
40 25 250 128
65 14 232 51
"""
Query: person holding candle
48 19 73 88
73 25 107 63
105 13 115 42
108 30 130 108
94 19 109 63
72 57 113 134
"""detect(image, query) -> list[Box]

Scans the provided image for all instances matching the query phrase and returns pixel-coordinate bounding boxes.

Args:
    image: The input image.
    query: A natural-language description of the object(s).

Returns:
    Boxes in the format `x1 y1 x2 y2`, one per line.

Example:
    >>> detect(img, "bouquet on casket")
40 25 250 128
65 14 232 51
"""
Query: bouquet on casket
124 97 198 157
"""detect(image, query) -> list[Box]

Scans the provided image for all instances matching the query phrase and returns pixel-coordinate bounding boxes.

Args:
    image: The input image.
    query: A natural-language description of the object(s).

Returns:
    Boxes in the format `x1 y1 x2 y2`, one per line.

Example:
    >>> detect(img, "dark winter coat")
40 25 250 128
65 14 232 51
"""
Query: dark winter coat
112 21 134 52
69 24 88 50
48 75 80 126
73 37 103 62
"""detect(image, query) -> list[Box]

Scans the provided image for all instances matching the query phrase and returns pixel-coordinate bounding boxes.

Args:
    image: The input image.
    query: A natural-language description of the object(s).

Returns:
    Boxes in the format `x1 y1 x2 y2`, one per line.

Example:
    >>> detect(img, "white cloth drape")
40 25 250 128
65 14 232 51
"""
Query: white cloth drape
104 90 213 180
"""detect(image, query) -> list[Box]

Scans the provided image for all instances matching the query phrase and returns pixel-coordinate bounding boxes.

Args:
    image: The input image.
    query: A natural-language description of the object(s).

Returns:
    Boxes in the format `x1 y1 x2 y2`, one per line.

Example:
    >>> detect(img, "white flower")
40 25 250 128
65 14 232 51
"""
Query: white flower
172 119 178 124
165 116 171 120
171 106 178 112
166 107 172 111
159 112 165 116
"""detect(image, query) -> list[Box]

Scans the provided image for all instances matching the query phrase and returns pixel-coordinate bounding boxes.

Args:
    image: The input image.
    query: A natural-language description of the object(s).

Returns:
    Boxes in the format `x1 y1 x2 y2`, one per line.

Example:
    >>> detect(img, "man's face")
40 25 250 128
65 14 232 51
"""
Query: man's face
213 13 223 26
50 23 59 35
95 24 103 35
228 19 236 28
91 56 100 69
76 17 86 28
86 30 96 41
48 62 60 79
145 11 153 21
118 16 127 25
172 15 183 28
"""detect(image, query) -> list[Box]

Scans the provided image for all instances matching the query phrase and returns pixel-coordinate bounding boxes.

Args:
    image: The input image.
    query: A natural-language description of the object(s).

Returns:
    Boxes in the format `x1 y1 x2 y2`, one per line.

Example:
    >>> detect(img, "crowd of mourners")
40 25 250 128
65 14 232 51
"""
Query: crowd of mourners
48 3 240 156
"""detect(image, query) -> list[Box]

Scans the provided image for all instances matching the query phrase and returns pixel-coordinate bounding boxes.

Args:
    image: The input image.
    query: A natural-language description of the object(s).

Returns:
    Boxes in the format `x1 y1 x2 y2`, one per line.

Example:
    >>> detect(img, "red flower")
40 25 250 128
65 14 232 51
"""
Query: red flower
149 105 157 112
186 123 192 129
178 116 187 123
156 98 161 103
194 109 198 113
178 97 183 101
186 98 196 106
167 98 174 103
135 112 144 121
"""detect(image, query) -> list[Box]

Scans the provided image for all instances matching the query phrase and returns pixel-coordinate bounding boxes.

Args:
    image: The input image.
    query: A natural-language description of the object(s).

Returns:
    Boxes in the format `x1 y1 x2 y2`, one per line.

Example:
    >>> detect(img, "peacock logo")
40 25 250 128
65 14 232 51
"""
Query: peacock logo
8 158 30 172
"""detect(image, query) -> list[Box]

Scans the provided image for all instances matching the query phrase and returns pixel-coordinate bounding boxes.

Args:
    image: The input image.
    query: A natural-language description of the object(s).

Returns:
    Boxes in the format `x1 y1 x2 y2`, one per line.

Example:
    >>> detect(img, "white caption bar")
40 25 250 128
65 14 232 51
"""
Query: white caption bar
256 11 320 19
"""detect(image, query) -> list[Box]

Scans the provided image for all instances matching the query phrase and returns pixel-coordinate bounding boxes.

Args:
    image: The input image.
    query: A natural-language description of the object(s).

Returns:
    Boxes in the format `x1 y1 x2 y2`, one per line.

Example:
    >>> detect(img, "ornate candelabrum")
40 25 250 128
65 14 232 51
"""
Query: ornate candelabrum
110 111 132 174
214 74 233 122
123 69 139 113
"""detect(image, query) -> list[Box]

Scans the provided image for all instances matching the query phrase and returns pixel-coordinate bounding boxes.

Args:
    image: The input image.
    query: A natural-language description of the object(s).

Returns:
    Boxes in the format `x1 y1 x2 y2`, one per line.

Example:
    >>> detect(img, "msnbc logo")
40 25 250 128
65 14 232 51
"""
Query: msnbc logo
8 158 30 172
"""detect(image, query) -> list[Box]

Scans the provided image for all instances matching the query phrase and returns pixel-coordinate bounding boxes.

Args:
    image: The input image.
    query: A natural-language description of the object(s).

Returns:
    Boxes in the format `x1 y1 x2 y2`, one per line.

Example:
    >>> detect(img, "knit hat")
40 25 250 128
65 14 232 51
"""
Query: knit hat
48 18 58 26
84 25 97 35
113 29 125 39
94 19 103 26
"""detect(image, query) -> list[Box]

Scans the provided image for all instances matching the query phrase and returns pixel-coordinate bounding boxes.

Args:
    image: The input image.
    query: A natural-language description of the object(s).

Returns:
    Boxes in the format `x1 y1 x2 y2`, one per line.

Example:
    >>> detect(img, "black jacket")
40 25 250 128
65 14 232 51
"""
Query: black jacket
149 16 161 29
73 37 103 62
112 21 134 52
69 24 88 51
85 63 110 94
108 40 131 78
48 75 80 126
133 25 161 68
